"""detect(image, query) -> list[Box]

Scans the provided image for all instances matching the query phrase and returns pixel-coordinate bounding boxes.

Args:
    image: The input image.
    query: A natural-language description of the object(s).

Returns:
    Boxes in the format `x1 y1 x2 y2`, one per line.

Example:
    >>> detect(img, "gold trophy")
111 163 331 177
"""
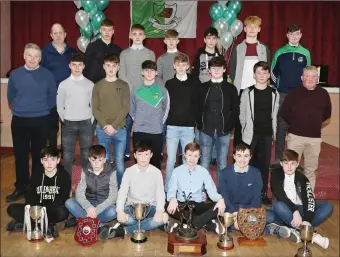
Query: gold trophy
29 206 44 242
217 212 236 250
129 203 150 243
295 224 314 257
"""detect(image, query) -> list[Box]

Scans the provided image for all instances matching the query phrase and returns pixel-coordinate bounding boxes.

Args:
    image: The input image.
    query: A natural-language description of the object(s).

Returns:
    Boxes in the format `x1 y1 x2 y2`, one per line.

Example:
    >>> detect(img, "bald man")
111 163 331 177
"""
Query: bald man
41 23 77 148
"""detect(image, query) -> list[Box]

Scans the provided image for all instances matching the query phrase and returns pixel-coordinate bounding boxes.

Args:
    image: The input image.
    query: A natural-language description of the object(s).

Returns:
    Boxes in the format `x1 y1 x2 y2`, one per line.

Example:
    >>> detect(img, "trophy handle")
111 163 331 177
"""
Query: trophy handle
144 203 151 218
128 204 136 220
217 214 225 235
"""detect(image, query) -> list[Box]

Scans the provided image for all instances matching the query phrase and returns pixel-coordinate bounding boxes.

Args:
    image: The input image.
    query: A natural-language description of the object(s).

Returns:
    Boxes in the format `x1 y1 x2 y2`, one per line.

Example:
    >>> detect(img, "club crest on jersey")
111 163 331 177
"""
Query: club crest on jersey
298 57 304 63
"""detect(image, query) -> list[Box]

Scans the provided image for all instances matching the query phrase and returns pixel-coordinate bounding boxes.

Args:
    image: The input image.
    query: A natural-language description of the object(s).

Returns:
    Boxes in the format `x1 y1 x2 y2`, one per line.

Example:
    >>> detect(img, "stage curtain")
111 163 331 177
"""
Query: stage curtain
10 1 340 85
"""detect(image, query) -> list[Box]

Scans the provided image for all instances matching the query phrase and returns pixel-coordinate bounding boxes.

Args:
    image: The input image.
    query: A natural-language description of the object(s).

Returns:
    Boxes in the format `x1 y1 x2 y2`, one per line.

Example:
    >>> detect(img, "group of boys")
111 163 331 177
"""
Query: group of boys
6 15 333 250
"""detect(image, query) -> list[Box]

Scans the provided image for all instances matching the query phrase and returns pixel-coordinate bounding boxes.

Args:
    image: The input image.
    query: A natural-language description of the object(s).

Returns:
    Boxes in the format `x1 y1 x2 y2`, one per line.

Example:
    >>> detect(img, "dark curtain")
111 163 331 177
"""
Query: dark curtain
10 1 340 85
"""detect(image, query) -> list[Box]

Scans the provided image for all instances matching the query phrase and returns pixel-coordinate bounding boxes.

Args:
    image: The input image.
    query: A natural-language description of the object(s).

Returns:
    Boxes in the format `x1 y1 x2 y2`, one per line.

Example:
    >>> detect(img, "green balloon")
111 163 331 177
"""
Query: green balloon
81 0 96 13
91 11 106 30
93 33 102 41
96 0 109 11
227 1 242 14
80 23 93 39
223 9 237 26
209 3 224 21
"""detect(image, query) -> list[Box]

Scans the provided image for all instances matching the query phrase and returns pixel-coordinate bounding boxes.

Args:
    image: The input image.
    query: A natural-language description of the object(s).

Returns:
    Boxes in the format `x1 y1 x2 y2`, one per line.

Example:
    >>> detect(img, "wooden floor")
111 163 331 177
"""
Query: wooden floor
1 154 339 257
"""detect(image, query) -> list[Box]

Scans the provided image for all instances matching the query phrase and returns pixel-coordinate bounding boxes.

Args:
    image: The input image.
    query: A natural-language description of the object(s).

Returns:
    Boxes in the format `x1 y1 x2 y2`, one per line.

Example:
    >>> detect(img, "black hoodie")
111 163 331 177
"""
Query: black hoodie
25 165 71 207
270 167 316 223
192 47 223 84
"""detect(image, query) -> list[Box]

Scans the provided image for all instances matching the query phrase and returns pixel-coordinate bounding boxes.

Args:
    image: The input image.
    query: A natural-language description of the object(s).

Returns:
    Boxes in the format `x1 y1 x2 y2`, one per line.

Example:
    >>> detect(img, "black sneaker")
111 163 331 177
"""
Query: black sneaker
6 190 24 203
210 158 217 166
6 220 24 231
99 223 125 240
64 217 77 228
262 195 272 205
204 219 225 235
124 155 130 162
165 218 179 233
296 166 304 172
46 224 59 238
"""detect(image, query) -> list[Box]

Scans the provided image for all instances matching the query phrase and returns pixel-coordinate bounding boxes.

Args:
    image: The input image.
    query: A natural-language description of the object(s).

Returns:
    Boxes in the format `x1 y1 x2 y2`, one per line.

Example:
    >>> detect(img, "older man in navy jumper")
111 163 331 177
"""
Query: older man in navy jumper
41 23 77 148
7 43 57 203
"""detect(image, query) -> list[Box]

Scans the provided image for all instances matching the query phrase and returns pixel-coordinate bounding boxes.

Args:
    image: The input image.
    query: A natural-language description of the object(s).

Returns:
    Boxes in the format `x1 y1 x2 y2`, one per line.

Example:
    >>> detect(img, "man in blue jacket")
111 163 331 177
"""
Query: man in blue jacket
41 23 77 148
271 24 311 165
7 43 56 203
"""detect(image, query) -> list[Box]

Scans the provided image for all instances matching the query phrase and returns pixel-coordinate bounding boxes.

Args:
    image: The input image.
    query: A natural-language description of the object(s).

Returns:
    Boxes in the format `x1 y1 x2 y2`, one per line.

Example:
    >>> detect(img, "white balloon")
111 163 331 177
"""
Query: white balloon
220 31 233 50
77 36 90 53
230 19 243 38
217 1 228 7
214 18 228 36
75 10 89 29
73 0 81 9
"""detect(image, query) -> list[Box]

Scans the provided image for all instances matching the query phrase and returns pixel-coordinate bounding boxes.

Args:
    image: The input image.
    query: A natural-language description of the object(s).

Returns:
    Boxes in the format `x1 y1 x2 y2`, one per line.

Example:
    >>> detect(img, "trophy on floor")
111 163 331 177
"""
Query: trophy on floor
295 224 314 257
129 202 151 243
217 212 236 250
28 205 44 242
167 192 207 256
237 207 267 246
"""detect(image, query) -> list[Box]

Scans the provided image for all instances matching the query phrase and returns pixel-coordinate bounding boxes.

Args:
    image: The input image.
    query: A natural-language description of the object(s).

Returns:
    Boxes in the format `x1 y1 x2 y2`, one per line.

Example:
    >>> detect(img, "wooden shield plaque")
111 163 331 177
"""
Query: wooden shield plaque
237 207 267 245
74 217 99 246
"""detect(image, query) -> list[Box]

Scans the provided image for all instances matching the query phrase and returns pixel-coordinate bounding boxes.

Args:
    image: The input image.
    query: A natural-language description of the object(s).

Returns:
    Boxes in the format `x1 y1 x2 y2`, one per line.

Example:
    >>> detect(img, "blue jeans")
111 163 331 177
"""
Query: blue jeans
165 126 195 191
121 205 165 235
125 114 133 156
272 201 333 227
65 199 117 223
199 131 231 188
96 127 126 186
161 124 167 154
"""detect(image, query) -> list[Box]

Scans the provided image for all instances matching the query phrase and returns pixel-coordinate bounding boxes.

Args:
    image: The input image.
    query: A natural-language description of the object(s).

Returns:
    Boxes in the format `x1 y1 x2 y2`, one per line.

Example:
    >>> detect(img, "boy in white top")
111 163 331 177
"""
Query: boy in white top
57 53 94 177
99 140 168 239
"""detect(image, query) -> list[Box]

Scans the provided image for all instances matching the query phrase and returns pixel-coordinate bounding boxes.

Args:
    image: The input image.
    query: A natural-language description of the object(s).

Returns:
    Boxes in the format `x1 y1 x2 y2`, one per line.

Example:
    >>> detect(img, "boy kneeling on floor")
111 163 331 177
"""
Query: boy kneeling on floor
7 146 71 238
100 140 168 239
271 149 333 249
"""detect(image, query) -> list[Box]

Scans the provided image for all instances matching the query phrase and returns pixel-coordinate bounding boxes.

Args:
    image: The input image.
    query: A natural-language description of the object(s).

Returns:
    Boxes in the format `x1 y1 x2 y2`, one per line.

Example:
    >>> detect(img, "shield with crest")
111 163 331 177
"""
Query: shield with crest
237 207 267 240
74 217 100 246
153 2 177 25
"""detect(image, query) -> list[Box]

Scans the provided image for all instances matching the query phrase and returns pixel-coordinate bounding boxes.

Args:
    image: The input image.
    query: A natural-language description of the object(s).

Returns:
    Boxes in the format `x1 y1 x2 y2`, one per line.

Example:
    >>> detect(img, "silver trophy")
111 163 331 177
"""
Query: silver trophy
29 206 44 242
295 224 314 257
129 203 151 243
217 212 236 250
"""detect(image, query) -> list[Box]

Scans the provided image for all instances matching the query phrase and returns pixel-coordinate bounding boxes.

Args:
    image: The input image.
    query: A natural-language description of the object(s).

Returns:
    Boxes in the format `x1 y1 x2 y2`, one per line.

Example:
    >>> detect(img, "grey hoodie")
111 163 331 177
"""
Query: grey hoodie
76 162 118 214
239 85 280 145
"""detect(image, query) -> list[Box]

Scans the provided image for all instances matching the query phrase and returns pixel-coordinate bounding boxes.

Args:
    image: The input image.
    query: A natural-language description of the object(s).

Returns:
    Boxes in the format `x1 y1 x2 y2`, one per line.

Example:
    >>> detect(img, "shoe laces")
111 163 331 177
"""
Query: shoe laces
273 226 282 238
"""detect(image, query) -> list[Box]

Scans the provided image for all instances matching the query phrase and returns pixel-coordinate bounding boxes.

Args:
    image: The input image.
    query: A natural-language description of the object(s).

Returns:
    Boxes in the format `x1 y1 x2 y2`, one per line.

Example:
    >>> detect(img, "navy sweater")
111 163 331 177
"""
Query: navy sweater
7 66 57 117
41 43 77 85
219 165 263 213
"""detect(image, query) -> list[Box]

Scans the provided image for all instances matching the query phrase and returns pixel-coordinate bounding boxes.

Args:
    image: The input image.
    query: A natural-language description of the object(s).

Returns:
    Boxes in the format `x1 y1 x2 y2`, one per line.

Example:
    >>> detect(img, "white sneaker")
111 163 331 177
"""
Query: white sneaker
289 228 302 243
312 233 329 249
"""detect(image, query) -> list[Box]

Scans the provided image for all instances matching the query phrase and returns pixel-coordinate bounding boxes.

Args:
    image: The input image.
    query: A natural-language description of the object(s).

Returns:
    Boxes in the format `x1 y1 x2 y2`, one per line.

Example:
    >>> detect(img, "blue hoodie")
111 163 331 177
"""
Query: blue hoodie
41 43 77 85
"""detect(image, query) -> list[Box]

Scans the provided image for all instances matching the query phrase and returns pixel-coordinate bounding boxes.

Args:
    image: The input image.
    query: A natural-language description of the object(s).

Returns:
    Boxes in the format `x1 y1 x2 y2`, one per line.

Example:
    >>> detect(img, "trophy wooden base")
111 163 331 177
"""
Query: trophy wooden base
29 238 44 243
167 230 207 256
237 236 267 246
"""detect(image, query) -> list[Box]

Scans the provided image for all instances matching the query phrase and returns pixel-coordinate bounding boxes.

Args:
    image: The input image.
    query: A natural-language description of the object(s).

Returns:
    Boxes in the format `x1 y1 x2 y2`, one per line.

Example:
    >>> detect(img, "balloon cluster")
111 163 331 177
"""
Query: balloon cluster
210 1 243 51
74 0 109 52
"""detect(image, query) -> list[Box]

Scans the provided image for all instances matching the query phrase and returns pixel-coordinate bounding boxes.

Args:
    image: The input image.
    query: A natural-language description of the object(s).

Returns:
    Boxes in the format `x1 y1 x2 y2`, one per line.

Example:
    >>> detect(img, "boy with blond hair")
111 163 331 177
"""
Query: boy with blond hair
229 16 271 148
119 24 156 162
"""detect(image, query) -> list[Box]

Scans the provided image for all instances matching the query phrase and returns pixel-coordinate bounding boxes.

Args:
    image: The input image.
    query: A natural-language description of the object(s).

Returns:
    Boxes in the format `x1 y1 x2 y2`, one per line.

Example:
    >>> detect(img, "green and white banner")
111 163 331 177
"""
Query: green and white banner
131 0 197 38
